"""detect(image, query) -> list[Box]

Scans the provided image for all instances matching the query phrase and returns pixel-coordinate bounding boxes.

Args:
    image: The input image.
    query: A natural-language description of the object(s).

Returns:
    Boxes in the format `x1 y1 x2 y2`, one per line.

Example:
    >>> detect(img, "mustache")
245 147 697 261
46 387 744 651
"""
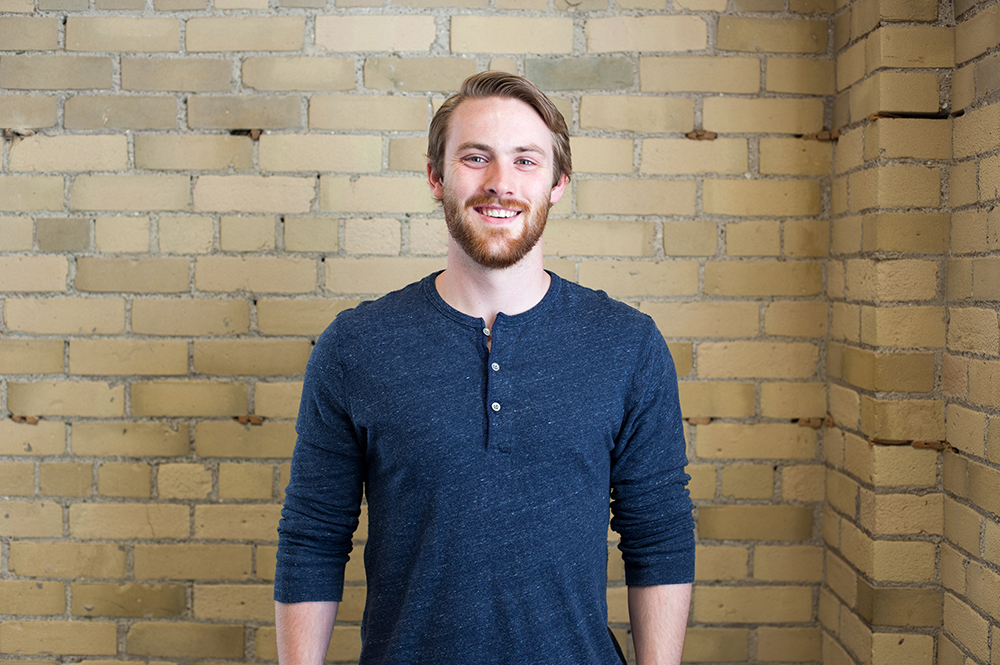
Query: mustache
464 194 531 212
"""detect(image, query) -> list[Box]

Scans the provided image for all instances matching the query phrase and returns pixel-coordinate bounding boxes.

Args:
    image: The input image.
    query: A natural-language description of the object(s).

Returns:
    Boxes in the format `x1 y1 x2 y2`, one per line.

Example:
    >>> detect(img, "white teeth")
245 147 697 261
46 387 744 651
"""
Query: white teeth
481 208 518 218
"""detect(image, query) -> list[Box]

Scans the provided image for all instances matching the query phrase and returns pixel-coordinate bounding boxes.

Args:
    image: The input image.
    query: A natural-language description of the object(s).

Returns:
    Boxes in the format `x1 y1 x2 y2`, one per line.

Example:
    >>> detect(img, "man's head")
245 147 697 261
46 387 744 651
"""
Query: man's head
428 71 572 191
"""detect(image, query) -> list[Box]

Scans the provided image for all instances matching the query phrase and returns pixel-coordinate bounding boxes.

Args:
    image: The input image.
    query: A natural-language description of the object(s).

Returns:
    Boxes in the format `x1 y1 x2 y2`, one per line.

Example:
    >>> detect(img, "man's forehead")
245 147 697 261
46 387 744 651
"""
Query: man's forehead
446 97 553 152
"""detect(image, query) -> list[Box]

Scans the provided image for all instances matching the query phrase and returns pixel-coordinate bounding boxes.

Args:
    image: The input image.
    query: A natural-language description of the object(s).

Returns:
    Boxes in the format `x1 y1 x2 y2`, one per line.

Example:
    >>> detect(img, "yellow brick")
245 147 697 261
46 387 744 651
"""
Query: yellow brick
569 137 634 174
0 257 66 294
71 582 185 618
69 339 188 375
324 257 444 295
864 118 952 161
840 605 873 664
0 55 112 90
987 519 1000 567
694 546 748 581
860 489 943 536
135 135 252 170
122 57 231 92
766 58 834 94
219 463 273 499
388 137 428 173
695 423 816 459
639 56 760 93
826 468 858 517
127 623 243 659
862 212 950 253
195 421 295 458
0 94 55 129
949 307 1000 354
259 134 381 173
850 72 941 121
255 300 353 336
72 422 188 457
698 341 817 378
94 216 150 253
75 258 188 294
686 464 716 500
65 95 176 131
0 501 62 537
679 628 749 662
195 256 316 294
782 464 825 501
132 299 249 336
717 17 826 53
0 622 117 656
848 165 940 211
974 257 1000 300
132 380 247 417
315 16 435 52
451 17 572 54
845 257 939 302
953 62 976 111
38 461 91 497
704 261 822 297
844 347 936 393
134 544 252 580
194 504 281 540
0 339 63 375
9 380 123 417
705 179 821 217
0 580 65 615
10 541 126 580
66 17 179 52
344 218 401 255
194 584 272 621
71 175 189 212
158 463 212 499
0 176 63 212
829 383 861 430
220 216 275 252
702 97 823 134
758 627 821 662
97 462 151 498
284 217 339 253
860 305 945 348
866 26 954 72
194 339 310 376
586 16 706 52
721 464 773 499
320 176 437 214
692 586 813 623
254 382 302 418
193 176 312 213
641 301 758 339
578 260 699 297
955 2 1000 63
0 17 57 49
954 100 1000 158
243 57 353 91
577 179 696 216
663 221 717 256
860 396 945 441
70 503 188 539
677 382 756 418
699 505 813 542
545 219 653 257
763 301 827 339
185 17 303 51
0 216 33 251
726 220 780 256
0 461 34 496
187 95 300 130
944 594 990 662
641 138 747 175
968 460 1000 524
310 95 428 132
754 545 822 581
579 96 694 132
158 215 215 254
9 135 127 172
364 56 477 93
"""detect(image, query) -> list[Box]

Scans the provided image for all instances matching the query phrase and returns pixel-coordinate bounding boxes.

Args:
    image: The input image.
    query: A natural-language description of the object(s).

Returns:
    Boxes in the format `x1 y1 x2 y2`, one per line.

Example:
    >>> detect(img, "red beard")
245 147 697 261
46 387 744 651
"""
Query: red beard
443 192 550 270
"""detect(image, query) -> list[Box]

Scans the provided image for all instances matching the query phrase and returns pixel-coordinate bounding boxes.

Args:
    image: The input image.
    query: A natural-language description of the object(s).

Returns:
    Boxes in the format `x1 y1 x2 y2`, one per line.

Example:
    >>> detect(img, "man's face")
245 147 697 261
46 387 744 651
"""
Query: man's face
428 96 568 270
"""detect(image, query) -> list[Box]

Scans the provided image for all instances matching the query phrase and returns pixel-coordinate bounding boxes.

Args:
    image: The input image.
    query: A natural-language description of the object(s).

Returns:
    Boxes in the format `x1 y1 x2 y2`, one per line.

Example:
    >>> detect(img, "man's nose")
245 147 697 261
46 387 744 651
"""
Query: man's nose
484 162 514 197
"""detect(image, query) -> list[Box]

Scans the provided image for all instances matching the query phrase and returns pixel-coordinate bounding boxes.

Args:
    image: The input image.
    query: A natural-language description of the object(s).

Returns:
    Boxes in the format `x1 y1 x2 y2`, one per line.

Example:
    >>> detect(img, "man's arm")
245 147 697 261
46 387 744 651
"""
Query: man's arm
275 600 339 665
627 583 692 665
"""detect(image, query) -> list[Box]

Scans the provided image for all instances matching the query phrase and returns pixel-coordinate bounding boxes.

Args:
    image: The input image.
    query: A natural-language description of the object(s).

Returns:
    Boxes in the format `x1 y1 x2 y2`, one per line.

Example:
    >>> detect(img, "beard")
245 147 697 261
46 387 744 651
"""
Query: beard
442 190 551 270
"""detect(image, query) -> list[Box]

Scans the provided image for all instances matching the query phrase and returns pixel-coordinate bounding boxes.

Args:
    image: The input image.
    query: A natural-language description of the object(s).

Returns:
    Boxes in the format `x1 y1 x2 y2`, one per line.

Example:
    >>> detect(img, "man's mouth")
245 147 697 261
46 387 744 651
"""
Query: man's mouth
475 206 521 219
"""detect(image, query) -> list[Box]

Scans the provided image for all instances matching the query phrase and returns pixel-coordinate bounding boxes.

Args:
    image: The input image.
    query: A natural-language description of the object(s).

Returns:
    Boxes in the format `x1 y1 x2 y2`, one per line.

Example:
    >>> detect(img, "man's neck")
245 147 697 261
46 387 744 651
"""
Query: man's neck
435 240 550 330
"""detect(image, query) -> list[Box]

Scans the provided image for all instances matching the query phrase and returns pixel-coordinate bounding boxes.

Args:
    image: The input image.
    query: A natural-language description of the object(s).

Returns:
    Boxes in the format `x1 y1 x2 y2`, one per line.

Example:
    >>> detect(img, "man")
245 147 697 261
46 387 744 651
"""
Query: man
275 71 695 665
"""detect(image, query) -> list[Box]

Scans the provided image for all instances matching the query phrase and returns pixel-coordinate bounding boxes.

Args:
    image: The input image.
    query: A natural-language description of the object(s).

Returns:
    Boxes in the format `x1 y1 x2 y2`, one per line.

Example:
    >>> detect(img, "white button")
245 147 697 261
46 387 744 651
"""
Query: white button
491 362 500 371
491 402 501 412
483 327 491 336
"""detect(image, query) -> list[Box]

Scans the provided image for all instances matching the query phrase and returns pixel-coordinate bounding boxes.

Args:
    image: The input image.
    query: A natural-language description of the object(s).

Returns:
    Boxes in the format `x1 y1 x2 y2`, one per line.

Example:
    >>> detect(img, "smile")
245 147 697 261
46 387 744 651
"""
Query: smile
475 207 521 219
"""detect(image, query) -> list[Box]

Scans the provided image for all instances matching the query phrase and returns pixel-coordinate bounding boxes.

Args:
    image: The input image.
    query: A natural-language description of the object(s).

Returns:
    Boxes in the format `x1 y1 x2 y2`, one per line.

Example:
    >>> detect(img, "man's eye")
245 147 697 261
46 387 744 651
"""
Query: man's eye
465 156 487 163
516 159 535 166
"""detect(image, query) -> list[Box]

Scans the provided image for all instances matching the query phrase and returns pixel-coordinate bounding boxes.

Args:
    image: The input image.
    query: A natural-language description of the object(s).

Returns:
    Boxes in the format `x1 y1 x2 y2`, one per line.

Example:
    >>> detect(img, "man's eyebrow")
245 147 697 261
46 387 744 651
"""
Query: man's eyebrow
454 142 546 155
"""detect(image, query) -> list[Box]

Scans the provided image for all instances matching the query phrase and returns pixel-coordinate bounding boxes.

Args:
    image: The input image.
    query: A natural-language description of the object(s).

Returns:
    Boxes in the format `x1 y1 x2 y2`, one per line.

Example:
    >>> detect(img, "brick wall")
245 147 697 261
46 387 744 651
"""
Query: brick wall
1 0 997 663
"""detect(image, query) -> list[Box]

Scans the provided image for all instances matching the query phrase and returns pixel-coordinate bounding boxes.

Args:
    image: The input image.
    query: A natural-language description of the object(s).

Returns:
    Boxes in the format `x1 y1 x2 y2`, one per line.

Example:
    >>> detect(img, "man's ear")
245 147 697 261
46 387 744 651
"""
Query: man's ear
549 172 569 205
427 162 444 200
